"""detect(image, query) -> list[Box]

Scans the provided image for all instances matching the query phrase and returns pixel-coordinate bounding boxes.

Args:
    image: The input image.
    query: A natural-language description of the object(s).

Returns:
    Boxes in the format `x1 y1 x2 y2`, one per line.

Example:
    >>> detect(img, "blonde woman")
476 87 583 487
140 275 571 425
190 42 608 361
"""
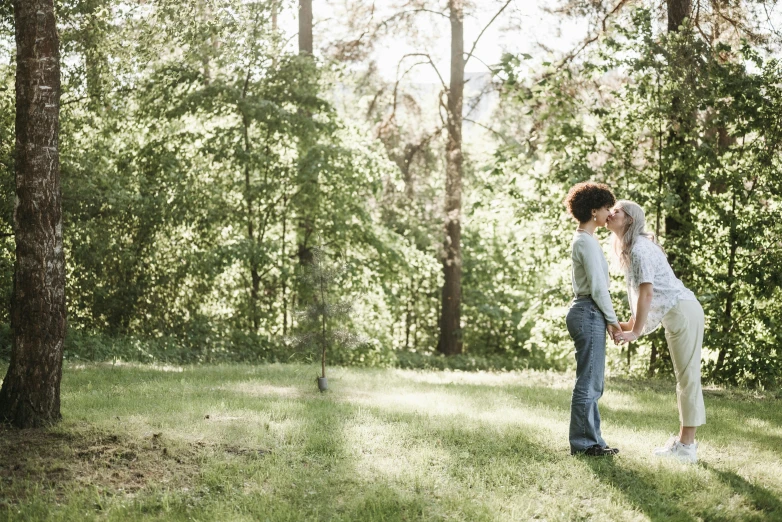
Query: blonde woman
607 201 706 463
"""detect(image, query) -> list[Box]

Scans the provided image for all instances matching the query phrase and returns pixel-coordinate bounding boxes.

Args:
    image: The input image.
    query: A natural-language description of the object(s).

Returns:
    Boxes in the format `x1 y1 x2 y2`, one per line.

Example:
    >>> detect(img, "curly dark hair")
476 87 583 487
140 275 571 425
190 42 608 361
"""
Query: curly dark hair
564 182 616 223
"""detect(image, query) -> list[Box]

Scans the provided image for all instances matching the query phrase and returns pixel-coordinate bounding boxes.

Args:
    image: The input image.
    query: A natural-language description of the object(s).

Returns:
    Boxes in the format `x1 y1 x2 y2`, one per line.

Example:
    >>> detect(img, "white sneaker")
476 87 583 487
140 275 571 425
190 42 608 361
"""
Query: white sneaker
653 436 698 463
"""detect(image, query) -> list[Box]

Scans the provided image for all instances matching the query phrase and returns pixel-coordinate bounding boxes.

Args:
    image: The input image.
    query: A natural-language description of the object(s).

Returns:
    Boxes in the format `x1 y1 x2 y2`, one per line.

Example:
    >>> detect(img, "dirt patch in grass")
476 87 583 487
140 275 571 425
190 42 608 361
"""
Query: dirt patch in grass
0 424 203 505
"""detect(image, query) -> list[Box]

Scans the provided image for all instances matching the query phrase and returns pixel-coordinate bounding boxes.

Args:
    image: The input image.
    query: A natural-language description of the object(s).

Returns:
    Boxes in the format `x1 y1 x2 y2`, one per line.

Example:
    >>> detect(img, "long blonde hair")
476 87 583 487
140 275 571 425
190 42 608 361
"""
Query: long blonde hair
611 200 660 270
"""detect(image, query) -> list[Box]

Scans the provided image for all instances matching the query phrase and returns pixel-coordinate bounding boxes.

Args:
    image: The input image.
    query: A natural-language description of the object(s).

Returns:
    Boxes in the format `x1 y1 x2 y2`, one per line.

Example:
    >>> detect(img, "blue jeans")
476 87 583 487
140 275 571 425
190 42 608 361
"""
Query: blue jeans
566 297 607 453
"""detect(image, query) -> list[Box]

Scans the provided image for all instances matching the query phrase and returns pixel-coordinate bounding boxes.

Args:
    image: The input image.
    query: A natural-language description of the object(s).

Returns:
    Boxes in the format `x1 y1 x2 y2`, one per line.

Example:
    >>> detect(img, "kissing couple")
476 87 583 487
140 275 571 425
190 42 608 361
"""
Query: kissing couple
565 181 706 463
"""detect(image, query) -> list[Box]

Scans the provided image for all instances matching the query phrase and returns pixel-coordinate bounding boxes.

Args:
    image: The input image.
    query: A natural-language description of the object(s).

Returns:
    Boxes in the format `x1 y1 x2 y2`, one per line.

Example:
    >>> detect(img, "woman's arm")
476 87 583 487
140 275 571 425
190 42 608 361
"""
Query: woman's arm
620 317 635 331
579 238 620 328
625 283 653 341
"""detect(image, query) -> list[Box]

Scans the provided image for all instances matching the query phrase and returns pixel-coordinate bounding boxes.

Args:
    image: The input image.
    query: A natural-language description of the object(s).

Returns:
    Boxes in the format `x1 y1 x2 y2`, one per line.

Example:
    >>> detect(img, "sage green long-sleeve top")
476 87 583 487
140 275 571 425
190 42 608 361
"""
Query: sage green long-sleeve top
571 231 618 325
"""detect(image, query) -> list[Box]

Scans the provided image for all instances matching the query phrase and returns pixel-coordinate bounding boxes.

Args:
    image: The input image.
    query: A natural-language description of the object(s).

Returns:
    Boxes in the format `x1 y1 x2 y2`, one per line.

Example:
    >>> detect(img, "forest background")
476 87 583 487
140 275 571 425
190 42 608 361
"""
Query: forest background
0 0 781 388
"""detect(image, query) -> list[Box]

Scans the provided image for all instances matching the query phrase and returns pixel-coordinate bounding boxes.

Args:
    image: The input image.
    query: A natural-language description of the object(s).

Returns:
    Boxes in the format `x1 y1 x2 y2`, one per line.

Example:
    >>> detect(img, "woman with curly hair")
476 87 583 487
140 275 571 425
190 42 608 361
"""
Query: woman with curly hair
564 181 623 457
607 200 705 463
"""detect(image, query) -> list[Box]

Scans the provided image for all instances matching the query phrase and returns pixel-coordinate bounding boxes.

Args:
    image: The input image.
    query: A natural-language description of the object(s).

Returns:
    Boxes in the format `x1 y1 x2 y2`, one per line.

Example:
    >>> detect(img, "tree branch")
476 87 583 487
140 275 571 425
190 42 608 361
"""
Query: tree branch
393 60 430 116
398 53 448 91
464 117 512 144
464 0 513 69
377 8 449 32
550 0 631 72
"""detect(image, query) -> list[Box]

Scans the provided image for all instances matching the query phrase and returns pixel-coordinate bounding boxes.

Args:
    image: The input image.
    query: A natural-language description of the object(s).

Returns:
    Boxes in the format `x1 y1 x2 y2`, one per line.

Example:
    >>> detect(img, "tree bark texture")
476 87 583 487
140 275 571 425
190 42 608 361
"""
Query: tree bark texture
714 188 738 375
665 0 694 281
0 0 66 428
298 0 313 55
438 0 464 355
667 0 692 31
296 0 315 269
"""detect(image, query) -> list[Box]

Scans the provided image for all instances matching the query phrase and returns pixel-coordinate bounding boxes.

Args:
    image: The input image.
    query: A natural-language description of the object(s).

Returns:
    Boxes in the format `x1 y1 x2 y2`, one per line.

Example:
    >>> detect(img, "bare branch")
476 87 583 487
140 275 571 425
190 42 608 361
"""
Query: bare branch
465 53 497 75
393 60 430 116
464 117 512 144
398 52 448 91
550 0 631 71
761 0 782 39
376 7 449 32
464 0 513 69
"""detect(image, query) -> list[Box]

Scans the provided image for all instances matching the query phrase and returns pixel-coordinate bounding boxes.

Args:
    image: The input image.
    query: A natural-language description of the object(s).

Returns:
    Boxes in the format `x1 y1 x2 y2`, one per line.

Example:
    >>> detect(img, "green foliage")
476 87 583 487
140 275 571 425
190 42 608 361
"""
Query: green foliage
0 2 779 386
495 8 782 387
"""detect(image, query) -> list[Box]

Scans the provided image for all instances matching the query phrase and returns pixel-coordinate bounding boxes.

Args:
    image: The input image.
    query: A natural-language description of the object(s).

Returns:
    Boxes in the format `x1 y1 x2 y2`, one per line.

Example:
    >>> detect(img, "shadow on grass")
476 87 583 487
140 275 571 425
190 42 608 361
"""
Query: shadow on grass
389 374 782 459
583 457 698 522
701 463 782 522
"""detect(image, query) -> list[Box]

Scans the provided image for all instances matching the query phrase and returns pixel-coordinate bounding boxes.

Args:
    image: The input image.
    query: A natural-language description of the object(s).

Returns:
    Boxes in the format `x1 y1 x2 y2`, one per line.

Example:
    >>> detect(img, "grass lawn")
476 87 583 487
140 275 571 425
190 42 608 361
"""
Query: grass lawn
1 363 781 521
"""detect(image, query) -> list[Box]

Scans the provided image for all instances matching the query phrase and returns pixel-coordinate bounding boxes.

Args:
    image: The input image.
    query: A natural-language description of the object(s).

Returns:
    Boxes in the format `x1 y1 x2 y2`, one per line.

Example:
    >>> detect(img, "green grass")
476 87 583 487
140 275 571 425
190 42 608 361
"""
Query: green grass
1 363 781 521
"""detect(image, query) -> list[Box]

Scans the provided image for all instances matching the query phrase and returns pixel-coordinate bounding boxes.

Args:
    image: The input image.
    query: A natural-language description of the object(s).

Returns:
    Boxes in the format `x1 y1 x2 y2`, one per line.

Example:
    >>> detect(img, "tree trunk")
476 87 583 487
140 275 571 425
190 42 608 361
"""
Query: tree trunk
438 0 464 356
667 0 692 31
405 276 413 350
298 0 313 55
664 0 693 281
296 0 315 268
0 0 66 429
648 338 658 377
281 191 288 337
240 109 261 332
714 187 738 376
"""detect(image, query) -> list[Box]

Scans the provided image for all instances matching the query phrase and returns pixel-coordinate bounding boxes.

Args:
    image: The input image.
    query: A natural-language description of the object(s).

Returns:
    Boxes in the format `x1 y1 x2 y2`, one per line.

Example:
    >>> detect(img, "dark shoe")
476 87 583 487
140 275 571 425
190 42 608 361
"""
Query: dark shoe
573 444 619 457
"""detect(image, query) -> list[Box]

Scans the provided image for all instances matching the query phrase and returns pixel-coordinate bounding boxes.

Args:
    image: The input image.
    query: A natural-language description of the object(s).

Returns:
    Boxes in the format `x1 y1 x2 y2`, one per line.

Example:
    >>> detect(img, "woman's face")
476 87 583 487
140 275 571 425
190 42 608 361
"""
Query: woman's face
606 205 627 233
593 205 612 227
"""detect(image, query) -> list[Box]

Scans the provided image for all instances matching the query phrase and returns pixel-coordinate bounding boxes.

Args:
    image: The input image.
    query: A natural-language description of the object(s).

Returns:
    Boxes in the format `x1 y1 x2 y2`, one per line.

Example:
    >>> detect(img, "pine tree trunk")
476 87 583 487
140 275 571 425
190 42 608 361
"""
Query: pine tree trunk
438 0 464 356
665 0 693 280
714 188 738 376
298 0 313 55
667 0 692 31
296 0 314 269
0 0 66 429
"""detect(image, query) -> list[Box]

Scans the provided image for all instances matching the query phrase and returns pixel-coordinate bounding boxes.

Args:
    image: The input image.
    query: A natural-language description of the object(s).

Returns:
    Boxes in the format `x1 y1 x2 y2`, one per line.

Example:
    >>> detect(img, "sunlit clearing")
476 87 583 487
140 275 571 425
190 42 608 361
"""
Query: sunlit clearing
342 388 568 441
599 391 649 413
85 361 185 372
220 382 303 399
394 368 575 389
345 416 452 483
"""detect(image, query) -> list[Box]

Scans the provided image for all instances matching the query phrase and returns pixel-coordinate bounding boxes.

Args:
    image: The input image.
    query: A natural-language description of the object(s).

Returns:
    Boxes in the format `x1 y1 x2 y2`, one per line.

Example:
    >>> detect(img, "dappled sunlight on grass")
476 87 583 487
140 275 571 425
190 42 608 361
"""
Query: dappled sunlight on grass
4 363 781 521
219 382 304 399
600 390 651 413
392 368 576 389
343 388 474 416
70 361 186 372
344 412 453 483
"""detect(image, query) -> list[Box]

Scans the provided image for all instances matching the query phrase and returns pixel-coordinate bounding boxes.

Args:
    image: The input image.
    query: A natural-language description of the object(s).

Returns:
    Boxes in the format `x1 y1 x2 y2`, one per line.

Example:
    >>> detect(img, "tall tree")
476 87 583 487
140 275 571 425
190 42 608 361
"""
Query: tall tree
297 0 315 269
333 0 511 356
439 0 464 355
664 0 693 279
667 0 692 31
299 0 313 55
0 0 66 428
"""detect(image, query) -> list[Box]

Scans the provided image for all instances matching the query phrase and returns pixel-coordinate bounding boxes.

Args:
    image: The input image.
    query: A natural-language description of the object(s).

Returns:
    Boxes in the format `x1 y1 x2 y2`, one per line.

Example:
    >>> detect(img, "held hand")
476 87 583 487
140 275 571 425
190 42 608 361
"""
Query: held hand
618 331 639 345
606 324 623 346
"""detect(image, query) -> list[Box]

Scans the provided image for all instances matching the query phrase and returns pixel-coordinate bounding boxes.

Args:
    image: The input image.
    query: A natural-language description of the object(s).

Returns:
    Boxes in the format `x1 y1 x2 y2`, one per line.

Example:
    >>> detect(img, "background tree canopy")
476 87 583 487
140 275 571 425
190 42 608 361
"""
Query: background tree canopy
0 0 780 388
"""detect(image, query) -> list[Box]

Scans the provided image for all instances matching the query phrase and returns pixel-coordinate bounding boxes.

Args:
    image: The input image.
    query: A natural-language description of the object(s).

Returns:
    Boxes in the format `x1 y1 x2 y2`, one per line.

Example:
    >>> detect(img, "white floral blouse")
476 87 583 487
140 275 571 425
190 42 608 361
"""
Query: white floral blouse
625 236 697 336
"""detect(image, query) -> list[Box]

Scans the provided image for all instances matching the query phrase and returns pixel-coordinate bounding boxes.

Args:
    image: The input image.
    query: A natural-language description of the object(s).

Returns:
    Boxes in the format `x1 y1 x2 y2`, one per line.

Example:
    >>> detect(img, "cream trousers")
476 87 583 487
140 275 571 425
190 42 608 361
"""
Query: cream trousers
661 299 706 427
